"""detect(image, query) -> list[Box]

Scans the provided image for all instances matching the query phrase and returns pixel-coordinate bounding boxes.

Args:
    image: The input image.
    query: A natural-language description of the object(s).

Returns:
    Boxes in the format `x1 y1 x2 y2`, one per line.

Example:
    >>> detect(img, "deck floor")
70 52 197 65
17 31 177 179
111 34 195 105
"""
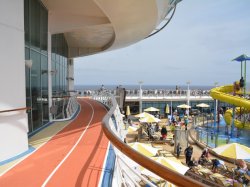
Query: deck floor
0 98 109 187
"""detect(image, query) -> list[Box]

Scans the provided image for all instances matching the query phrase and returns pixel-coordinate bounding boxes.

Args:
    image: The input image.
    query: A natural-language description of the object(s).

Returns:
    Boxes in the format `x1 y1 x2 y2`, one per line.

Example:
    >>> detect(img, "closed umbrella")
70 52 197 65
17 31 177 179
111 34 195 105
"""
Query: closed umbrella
126 105 131 116
165 104 170 114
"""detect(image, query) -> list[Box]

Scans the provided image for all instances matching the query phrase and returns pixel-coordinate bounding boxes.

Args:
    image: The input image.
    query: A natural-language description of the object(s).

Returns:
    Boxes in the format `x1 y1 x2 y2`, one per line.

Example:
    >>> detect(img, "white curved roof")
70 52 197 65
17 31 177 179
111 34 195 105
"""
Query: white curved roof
42 0 177 58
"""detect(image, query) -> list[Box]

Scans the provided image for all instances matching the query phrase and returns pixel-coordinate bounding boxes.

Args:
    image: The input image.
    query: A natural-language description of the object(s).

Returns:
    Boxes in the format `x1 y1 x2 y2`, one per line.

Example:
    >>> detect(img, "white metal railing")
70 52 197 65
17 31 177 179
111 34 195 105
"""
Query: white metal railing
93 93 158 186
83 89 212 98
93 93 203 187
52 94 79 121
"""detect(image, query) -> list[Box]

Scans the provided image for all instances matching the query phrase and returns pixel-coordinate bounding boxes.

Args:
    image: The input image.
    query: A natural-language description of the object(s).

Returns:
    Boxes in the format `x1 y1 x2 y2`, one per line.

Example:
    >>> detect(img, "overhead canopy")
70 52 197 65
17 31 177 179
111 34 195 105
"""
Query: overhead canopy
232 54 250 62
144 107 160 112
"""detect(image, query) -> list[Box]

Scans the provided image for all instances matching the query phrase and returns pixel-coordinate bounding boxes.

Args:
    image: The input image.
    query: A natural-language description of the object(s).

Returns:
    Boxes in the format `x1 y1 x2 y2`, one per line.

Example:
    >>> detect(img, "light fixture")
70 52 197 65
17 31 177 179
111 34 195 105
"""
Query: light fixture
25 60 32 69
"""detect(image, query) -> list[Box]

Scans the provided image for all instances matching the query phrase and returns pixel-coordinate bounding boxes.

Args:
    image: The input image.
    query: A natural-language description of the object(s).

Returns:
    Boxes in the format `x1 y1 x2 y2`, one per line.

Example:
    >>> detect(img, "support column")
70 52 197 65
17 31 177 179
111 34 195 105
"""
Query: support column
138 81 143 113
67 59 74 95
0 1 28 161
48 32 52 121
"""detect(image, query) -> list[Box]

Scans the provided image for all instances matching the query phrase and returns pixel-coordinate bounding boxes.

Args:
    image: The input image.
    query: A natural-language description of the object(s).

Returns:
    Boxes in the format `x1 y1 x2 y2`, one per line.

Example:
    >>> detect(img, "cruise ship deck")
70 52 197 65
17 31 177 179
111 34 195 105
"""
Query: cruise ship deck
0 98 110 186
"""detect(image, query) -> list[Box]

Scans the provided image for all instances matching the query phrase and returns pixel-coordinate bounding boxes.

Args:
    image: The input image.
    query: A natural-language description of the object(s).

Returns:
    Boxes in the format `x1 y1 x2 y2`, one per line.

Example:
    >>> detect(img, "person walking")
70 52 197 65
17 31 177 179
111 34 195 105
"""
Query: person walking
176 143 182 158
184 116 189 131
184 145 193 165
160 125 167 140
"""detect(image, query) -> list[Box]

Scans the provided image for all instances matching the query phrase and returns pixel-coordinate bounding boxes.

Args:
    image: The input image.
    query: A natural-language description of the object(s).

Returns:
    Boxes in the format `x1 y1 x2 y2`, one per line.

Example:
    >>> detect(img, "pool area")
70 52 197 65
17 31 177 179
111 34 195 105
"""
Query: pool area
196 118 250 146
195 117 250 161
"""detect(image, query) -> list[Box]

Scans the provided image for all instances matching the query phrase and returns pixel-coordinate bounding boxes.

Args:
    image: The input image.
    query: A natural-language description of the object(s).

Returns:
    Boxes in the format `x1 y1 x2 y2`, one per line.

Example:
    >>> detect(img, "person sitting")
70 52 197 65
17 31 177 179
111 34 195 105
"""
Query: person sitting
212 159 224 173
236 159 248 175
199 148 209 164
188 158 198 168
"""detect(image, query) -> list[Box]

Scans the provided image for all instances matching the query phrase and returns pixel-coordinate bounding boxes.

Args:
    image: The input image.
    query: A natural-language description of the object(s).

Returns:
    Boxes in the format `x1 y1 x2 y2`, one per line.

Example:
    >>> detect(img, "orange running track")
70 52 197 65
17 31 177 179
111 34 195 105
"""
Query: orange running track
0 98 110 187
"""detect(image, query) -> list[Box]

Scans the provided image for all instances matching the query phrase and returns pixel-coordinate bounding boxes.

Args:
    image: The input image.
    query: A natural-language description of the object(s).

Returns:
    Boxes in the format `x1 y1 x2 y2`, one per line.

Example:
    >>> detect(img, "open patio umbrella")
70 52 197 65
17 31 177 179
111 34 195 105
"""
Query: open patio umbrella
197 103 210 126
144 107 160 112
212 143 250 184
126 105 131 116
177 104 191 109
196 103 210 108
127 126 139 133
134 112 154 118
128 142 159 157
212 143 250 160
139 116 161 123
141 156 189 176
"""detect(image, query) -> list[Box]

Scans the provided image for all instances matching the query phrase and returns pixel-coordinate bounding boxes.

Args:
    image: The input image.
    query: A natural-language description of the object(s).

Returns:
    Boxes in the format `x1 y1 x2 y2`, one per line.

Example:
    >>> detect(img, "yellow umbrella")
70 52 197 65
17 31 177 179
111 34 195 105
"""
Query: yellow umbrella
165 104 170 114
126 105 131 116
140 156 189 179
177 104 191 109
212 143 250 184
139 116 161 123
134 112 154 118
144 107 160 112
127 126 139 133
197 103 210 108
128 142 159 157
212 143 250 160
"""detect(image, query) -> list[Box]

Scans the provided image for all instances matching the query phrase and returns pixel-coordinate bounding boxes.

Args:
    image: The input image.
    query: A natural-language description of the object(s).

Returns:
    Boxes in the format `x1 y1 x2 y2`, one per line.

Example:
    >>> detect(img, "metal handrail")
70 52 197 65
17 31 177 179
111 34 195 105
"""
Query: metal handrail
145 0 181 39
97 94 205 187
0 107 31 113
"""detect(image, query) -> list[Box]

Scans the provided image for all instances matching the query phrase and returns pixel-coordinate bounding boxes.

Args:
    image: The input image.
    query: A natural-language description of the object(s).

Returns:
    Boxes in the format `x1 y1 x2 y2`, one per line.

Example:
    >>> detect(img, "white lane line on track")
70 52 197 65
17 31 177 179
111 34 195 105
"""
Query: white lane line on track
41 99 94 187
0 103 82 177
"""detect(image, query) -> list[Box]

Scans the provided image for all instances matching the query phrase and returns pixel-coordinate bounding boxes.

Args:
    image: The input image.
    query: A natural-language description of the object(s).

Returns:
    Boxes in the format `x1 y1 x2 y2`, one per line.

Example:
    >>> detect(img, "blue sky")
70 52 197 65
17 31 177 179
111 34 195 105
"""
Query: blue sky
74 0 250 87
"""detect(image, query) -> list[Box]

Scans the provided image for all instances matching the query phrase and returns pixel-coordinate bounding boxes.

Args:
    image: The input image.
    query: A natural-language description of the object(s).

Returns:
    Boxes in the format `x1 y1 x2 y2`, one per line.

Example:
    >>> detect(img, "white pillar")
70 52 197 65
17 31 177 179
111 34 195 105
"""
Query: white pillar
67 59 74 95
139 81 143 113
0 1 28 161
186 81 190 117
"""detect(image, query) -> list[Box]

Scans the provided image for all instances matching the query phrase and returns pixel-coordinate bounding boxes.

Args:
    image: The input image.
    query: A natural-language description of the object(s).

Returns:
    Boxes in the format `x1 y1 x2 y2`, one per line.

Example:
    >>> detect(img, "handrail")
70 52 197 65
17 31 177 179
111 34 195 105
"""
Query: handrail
145 3 177 39
101 95 205 187
0 107 31 113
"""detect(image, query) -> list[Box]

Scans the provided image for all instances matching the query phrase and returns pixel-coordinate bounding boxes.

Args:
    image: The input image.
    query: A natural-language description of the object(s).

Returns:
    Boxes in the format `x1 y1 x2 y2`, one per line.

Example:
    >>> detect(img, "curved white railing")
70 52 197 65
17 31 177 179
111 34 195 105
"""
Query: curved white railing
52 94 79 121
93 93 204 187
93 94 157 186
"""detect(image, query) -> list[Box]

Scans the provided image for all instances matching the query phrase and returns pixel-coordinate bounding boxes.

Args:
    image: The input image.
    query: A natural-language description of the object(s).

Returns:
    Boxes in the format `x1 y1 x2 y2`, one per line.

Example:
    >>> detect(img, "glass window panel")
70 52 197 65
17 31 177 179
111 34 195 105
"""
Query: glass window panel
41 55 49 123
24 0 30 45
40 5 48 54
30 50 42 130
30 0 40 49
